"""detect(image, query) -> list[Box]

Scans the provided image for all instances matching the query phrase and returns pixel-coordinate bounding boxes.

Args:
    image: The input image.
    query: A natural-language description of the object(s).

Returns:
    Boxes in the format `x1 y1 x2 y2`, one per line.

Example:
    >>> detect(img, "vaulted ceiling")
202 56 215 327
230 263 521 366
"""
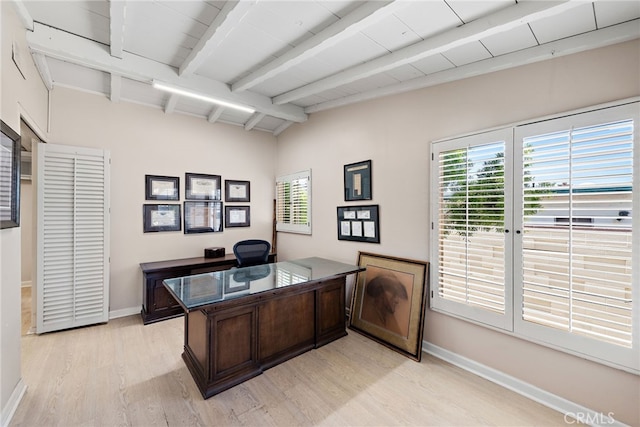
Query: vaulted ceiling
14 0 640 135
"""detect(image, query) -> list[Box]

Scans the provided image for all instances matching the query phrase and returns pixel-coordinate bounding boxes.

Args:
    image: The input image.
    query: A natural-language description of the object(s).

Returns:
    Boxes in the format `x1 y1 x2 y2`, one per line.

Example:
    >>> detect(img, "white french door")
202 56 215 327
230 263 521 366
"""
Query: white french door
35 142 110 333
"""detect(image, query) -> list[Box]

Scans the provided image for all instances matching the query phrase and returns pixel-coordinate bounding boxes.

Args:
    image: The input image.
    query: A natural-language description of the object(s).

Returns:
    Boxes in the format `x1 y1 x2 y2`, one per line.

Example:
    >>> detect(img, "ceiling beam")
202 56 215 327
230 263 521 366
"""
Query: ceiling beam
110 74 121 103
244 113 265 131
305 20 640 114
31 52 53 90
273 0 583 105
273 120 293 137
232 0 403 93
179 1 257 77
164 94 179 114
207 106 225 123
27 23 308 123
109 0 126 58
11 0 33 31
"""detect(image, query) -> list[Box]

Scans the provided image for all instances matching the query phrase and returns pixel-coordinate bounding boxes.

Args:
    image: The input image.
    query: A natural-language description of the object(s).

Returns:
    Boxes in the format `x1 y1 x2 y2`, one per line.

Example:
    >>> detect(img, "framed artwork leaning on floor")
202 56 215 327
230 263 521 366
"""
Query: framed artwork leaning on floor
349 251 429 361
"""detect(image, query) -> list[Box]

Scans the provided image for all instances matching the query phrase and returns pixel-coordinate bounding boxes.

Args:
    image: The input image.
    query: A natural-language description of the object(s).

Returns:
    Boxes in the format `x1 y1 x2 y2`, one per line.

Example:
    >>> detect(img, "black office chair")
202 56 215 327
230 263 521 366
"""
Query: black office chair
233 239 271 267
232 264 272 283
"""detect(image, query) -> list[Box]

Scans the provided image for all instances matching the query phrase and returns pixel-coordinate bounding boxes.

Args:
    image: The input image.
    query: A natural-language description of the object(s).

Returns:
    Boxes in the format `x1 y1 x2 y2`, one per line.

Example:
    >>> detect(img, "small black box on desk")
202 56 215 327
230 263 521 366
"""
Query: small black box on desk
204 247 225 258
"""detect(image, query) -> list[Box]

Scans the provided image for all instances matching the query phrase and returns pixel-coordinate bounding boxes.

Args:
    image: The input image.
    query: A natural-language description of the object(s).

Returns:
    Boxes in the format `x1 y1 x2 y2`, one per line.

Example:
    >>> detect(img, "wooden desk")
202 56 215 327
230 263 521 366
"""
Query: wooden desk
140 253 276 324
164 257 364 398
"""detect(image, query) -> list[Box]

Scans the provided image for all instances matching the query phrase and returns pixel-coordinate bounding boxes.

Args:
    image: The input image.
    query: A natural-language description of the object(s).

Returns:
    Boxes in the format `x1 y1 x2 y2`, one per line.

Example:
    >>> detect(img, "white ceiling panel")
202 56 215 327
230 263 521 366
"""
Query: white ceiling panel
317 0 361 18
412 54 456 76
124 2 206 66
25 0 110 44
310 32 390 74
250 73 310 98
119 78 167 107
529 2 597 45
254 115 287 132
157 0 222 25
595 1 640 28
393 1 462 39
446 0 516 23
343 73 400 93
47 58 108 95
384 64 426 83
20 0 639 134
219 109 255 125
175 98 215 118
251 0 340 43
361 14 422 51
481 24 538 57
441 41 492 67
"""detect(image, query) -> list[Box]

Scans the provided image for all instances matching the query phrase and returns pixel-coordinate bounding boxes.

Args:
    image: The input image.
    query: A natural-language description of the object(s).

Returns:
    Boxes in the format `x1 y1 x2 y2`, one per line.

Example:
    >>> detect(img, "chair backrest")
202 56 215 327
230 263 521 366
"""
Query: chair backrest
233 239 271 267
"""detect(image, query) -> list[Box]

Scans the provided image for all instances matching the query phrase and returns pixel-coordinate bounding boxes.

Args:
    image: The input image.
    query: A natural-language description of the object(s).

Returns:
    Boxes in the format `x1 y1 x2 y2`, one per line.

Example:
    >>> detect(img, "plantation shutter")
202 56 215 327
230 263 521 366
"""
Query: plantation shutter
35 142 110 333
431 128 513 330
514 105 636 362
275 170 311 234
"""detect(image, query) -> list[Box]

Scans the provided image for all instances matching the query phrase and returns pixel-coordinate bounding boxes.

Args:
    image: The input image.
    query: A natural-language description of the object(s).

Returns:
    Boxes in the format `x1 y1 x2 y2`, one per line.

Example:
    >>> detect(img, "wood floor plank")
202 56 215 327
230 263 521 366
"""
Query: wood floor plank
10 313 566 427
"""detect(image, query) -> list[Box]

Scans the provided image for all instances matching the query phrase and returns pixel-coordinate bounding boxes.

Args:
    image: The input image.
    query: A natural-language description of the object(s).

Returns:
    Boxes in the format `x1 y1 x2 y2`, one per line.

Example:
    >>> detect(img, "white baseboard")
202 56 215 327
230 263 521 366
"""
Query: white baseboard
423 341 626 427
109 306 140 320
1 379 27 427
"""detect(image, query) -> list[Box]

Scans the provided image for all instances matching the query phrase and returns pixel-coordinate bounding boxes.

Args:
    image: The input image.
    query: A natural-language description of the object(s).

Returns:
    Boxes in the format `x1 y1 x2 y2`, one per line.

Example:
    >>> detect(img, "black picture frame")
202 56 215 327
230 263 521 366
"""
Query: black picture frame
225 205 250 227
1 120 21 229
143 204 181 232
337 204 379 243
145 174 179 200
225 179 250 202
185 173 221 200
344 159 372 201
184 200 223 233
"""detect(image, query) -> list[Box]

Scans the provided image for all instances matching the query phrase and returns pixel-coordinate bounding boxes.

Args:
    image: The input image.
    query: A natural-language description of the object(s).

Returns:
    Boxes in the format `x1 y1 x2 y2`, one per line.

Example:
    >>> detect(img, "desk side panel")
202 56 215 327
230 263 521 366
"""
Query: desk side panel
316 277 347 347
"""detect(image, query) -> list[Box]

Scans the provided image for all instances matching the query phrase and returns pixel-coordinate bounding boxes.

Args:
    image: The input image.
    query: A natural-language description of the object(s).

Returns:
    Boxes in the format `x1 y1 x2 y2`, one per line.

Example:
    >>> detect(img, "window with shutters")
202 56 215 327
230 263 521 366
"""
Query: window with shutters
432 128 513 331
431 101 638 372
275 169 311 234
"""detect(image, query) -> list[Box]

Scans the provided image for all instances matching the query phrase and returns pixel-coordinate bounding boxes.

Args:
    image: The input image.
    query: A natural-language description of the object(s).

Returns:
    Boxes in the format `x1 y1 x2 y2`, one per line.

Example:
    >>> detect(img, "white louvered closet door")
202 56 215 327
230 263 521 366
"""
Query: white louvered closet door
35 142 110 333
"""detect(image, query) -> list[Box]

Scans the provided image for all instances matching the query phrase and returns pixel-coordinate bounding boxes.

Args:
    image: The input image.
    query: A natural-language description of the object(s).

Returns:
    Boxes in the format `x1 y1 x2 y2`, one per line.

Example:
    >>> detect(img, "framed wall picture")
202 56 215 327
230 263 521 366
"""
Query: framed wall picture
349 252 429 361
225 205 250 227
184 200 223 233
1 120 21 229
337 205 379 243
344 159 371 201
225 179 250 202
143 204 181 232
145 175 179 200
185 173 221 200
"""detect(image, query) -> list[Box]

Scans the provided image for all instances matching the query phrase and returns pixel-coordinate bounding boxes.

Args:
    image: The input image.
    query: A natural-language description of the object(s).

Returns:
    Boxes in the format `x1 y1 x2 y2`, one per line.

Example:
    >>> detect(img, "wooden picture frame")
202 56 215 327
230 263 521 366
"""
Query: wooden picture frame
145 174 179 200
349 252 429 361
1 120 21 229
184 200 223 233
185 173 221 200
225 205 250 227
344 159 371 201
225 179 250 202
143 204 181 232
337 205 379 243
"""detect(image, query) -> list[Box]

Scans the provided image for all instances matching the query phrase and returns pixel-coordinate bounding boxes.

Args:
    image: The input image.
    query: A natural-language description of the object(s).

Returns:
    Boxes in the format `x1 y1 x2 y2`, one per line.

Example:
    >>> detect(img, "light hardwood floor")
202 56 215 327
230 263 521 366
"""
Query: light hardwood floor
10 313 567 427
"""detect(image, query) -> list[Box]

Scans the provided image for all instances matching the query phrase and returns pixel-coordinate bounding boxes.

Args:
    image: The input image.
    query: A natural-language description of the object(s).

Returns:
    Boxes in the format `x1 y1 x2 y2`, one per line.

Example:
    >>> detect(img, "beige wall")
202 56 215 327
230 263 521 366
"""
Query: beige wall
46 88 277 313
2 0 639 423
0 2 48 421
275 40 640 426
